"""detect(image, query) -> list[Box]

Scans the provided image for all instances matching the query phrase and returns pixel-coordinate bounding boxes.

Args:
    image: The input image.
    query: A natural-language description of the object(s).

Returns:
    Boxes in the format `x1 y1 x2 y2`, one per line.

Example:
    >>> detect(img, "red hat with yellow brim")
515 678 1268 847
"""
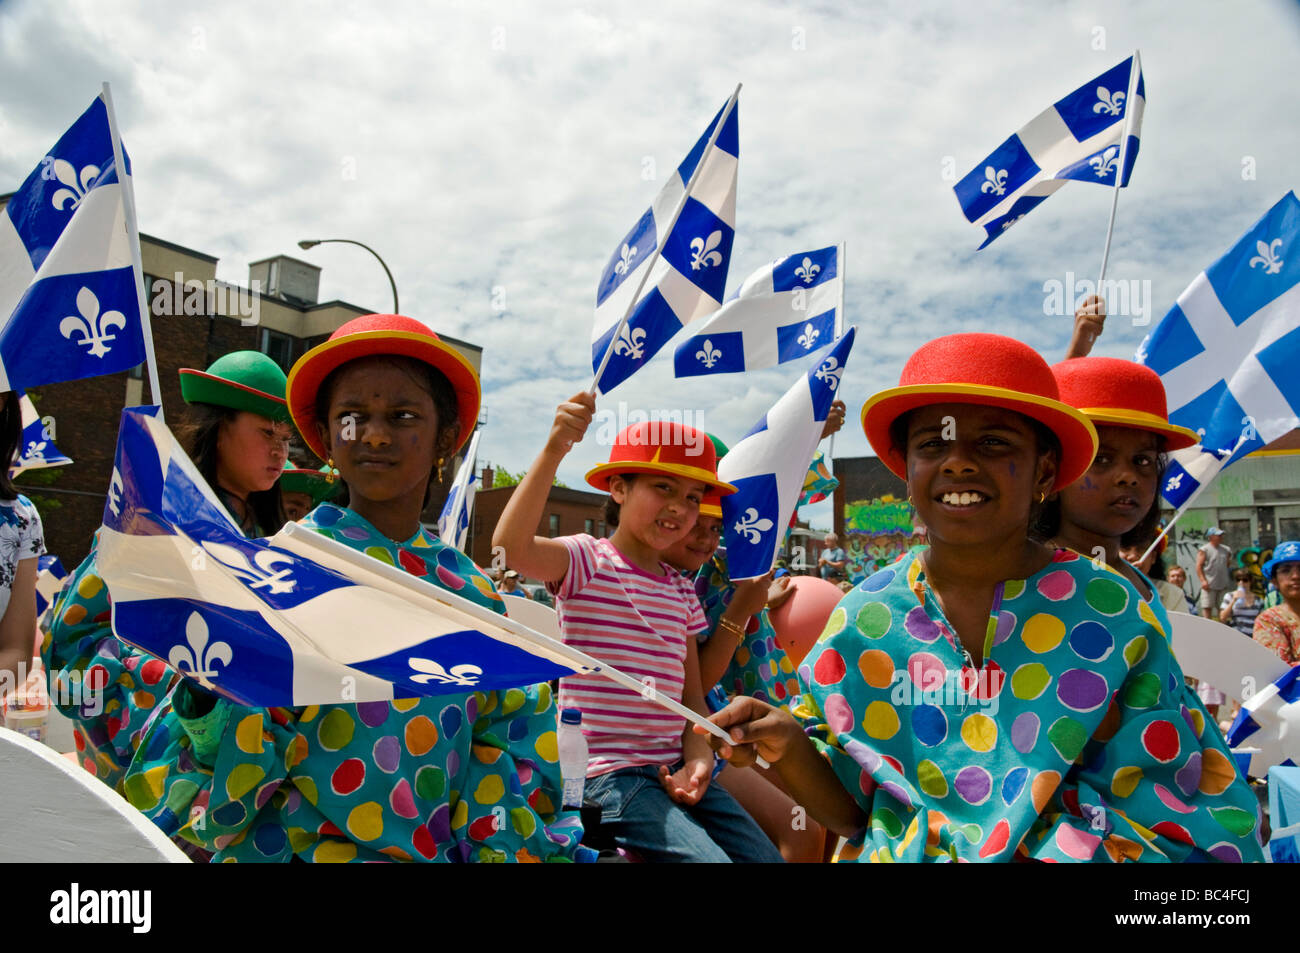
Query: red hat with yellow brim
1051 357 1198 452
699 490 724 519
860 333 1099 491
286 314 480 463
585 421 737 495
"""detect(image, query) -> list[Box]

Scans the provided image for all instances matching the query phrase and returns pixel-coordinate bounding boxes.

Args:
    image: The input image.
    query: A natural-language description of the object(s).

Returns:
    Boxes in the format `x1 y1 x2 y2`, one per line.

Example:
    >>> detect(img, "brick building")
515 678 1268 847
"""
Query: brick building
468 465 607 575
7 225 482 567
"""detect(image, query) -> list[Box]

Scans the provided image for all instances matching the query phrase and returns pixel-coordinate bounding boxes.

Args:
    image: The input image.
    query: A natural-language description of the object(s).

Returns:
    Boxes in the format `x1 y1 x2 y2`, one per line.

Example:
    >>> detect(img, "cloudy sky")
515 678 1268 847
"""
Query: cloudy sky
2 0 1298 529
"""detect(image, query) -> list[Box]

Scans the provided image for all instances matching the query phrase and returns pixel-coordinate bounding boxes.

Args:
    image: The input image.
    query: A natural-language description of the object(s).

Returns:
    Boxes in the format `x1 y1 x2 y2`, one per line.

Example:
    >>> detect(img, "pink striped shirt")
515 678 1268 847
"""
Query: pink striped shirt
549 534 707 777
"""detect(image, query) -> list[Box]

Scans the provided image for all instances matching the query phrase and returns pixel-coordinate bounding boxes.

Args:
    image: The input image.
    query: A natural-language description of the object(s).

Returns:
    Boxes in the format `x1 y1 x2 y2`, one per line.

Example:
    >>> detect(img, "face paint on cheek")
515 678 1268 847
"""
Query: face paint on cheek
1080 475 1097 490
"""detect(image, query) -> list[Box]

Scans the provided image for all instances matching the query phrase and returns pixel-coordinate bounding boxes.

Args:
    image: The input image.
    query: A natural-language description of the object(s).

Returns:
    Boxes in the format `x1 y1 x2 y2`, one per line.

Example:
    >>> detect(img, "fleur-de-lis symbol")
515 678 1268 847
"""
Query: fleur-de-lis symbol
107 467 124 518
980 166 1008 197
612 324 647 360
696 339 722 368
689 230 724 270
1093 87 1125 116
1249 238 1284 275
614 242 637 276
794 257 820 284
202 541 297 595
48 158 101 212
168 613 234 688
815 356 843 391
797 323 820 349
733 507 774 545
59 287 127 359
23 440 46 460
409 657 483 687
1134 338 1149 364
1165 473 1183 492
1089 145 1120 179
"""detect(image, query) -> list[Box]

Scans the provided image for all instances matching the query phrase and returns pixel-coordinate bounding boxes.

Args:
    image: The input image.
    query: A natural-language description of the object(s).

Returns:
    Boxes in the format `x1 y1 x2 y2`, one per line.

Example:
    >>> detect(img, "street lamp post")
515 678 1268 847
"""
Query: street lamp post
297 239 399 313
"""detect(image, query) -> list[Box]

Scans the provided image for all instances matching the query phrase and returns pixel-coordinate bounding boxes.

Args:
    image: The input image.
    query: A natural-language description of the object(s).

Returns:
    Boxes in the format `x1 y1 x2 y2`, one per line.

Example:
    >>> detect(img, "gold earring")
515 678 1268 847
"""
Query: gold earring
907 496 914 506
1038 492 1047 504
326 458 336 483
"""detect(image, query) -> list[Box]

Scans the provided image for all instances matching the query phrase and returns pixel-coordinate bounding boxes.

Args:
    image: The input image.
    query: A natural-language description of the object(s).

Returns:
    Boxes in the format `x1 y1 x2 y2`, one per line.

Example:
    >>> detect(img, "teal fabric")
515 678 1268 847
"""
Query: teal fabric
795 548 1265 863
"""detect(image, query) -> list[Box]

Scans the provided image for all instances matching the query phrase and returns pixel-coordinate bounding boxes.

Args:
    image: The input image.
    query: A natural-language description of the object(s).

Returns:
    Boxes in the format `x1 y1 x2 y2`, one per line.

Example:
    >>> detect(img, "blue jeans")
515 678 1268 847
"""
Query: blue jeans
584 763 784 863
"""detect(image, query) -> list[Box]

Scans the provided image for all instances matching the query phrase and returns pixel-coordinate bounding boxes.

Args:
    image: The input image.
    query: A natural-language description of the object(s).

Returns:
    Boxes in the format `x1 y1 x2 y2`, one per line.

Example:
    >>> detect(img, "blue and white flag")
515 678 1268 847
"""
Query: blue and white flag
672 244 842 378
1226 664 1300 775
10 392 73 476
0 94 146 391
954 54 1144 248
95 406 736 746
34 553 68 622
592 93 740 394
719 327 856 580
1136 191 1300 507
437 429 480 552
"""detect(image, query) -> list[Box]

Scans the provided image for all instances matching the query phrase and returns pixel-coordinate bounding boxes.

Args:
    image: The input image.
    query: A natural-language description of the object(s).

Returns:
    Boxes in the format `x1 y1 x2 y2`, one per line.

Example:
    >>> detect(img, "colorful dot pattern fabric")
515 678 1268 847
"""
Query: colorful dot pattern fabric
122 505 585 863
796 549 1266 863
41 534 179 792
693 550 801 712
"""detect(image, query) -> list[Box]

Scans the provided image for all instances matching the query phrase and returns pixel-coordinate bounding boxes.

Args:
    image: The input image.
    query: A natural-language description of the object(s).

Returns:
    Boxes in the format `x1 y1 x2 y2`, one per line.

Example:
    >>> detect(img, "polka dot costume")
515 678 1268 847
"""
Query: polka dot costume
694 550 801 712
123 505 587 863
796 549 1264 862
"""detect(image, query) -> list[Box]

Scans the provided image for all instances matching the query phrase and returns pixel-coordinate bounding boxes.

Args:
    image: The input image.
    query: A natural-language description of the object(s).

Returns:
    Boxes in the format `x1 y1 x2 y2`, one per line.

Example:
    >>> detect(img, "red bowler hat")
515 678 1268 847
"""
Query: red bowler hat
585 421 737 494
699 489 724 519
860 333 1099 491
1051 357 1198 452
286 314 480 462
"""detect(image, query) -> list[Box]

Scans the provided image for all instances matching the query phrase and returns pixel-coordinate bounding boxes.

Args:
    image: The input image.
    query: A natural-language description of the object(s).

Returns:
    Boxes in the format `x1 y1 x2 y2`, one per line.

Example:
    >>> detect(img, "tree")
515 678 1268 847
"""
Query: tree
492 467 566 489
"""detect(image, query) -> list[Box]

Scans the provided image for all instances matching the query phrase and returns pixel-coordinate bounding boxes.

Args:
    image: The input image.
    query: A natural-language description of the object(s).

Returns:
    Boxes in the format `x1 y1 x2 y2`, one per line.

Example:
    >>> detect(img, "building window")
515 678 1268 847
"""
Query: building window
548 514 560 537
598 521 606 538
260 329 294 372
584 518 594 535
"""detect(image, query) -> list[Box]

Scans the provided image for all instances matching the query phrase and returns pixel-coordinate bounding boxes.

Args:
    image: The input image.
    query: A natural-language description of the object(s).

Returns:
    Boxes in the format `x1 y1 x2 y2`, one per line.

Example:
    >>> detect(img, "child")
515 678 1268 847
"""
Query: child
494 395 782 862
43 352 291 793
123 315 582 862
704 333 1265 862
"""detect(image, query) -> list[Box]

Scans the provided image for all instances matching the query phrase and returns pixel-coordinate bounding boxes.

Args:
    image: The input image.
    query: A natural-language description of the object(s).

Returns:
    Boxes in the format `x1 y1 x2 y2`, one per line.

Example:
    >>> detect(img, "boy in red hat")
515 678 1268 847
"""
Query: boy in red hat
703 333 1263 862
495 392 783 862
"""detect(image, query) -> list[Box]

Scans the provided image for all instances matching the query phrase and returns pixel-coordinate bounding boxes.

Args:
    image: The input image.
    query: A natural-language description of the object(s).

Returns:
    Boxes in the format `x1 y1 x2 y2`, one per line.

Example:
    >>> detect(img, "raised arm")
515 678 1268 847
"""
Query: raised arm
1063 294 1106 360
492 392 594 583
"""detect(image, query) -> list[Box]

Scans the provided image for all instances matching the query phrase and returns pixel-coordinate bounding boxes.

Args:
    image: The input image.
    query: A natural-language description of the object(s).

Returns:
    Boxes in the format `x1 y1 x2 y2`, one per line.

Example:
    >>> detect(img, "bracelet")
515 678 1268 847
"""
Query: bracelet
717 617 746 642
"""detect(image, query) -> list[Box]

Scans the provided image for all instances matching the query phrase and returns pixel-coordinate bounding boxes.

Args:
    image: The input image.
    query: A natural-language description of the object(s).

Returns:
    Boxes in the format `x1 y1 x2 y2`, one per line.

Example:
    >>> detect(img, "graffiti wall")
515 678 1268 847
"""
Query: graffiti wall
844 494 916 575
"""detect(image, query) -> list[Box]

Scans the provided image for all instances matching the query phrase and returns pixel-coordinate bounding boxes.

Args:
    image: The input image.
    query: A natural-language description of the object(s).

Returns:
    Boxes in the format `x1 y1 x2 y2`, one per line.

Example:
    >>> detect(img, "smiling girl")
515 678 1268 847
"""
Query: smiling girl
704 333 1264 862
123 316 583 862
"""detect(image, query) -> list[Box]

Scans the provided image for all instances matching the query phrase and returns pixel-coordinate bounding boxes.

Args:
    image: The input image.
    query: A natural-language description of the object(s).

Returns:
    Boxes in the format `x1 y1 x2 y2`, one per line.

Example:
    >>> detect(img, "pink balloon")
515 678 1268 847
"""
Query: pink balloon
768 576 846 667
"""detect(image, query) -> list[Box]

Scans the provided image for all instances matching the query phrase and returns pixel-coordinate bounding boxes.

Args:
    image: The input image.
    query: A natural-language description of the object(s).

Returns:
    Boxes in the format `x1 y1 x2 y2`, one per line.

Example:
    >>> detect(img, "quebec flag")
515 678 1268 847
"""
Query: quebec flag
954 54 1144 248
10 391 73 476
437 429 480 552
1136 191 1300 507
1226 665 1300 776
0 94 146 391
719 327 855 580
34 553 68 622
96 406 607 707
592 93 739 394
673 244 842 378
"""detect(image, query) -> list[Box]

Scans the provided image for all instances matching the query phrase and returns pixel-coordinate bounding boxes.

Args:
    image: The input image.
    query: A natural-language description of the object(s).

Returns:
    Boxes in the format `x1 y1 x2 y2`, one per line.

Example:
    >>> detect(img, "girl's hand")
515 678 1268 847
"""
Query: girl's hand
697 696 802 768
546 392 596 456
766 574 794 611
729 571 774 620
821 400 847 440
657 757 712 806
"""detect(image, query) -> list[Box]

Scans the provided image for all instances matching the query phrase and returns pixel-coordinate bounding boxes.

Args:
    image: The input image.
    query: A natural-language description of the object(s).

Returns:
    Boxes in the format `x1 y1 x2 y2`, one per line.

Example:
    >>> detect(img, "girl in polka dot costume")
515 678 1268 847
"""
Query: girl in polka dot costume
703 334 1264 862
122 315 584 862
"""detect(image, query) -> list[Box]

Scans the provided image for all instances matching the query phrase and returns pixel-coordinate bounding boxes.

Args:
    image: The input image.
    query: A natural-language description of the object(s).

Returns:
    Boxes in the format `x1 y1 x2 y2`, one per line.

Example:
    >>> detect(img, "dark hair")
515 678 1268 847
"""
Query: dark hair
174 402 286 533
314 354 460 509
0 392 21 501
888 407 1062 527
602 473 636 527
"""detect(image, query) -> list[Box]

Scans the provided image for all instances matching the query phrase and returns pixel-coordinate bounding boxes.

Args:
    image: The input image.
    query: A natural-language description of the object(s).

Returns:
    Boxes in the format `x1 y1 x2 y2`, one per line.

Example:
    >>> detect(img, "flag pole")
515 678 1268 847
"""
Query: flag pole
101 82 164 420
1093 51 1141 296
589 83 742 395
827 240 845 467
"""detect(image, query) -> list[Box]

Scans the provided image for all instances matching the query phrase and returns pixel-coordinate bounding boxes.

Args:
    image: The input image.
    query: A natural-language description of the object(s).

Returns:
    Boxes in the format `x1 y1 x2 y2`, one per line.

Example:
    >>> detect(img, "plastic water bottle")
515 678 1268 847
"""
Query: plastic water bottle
3 664 49 745
557 709 588 809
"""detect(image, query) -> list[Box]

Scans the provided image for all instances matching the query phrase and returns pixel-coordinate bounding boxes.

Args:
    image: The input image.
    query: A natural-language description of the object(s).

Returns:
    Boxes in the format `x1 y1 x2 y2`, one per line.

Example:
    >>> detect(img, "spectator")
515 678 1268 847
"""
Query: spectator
1167 565 1196 614
499 569 527 597
0 390 44 704
1253 540 1300 666
817 533 846 581
1220 569 1262 637
1195 527 1232 619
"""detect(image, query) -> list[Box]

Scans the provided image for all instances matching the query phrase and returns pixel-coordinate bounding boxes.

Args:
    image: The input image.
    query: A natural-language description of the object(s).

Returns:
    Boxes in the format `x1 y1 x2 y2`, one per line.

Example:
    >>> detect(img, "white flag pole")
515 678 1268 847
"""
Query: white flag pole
1138 432 1246 565
101 82 164 419
1093 50 1141 293
827 240 846 466
589 83 742 395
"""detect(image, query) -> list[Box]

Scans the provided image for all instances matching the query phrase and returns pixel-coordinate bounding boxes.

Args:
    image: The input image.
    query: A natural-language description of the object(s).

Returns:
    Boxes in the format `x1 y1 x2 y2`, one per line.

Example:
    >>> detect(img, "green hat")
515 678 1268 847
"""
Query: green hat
279 461 342 504
179 351 291 423
707 433 729 461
